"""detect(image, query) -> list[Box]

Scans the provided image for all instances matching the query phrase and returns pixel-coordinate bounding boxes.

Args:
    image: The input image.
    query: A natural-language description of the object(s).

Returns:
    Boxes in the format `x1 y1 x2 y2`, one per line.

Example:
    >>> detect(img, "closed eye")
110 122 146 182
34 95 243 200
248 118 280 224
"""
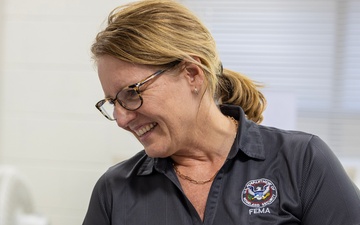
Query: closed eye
119 88 139 101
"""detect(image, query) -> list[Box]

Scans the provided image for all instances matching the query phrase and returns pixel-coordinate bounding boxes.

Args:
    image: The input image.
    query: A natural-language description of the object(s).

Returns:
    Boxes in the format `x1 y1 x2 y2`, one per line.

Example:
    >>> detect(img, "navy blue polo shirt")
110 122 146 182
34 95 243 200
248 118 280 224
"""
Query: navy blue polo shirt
83 105 360 225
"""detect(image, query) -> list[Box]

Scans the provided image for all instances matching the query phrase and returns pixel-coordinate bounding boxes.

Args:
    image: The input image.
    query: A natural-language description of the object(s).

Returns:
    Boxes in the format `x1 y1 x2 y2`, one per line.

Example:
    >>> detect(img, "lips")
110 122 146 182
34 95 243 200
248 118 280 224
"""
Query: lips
134 122 158 137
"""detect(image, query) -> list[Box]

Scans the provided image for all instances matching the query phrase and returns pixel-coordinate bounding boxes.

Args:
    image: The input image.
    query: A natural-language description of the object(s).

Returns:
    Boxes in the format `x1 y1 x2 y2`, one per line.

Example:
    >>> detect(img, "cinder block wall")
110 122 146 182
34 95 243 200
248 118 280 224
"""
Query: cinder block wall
0 1 141 224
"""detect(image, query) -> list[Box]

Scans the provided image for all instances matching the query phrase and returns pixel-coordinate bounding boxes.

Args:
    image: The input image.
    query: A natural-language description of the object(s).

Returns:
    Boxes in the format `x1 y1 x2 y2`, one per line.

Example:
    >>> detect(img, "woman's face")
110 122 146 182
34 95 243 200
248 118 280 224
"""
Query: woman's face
97 55 202 158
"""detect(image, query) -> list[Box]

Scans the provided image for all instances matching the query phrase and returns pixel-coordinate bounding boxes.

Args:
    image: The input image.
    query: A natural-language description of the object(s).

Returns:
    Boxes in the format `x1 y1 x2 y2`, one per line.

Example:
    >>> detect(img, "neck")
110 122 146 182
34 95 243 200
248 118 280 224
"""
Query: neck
171 103 238 167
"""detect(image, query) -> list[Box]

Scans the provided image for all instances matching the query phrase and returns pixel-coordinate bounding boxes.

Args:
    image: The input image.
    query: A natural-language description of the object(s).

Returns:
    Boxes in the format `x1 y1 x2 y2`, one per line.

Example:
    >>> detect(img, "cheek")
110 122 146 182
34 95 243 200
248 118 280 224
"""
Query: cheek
165 84 193 107
143 83 187 109
141 79 197 127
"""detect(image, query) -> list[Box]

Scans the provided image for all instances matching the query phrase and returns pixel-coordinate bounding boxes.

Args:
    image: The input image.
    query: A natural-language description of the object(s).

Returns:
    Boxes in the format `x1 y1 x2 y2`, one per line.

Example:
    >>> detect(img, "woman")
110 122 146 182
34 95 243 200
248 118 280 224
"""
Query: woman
83 0 360 224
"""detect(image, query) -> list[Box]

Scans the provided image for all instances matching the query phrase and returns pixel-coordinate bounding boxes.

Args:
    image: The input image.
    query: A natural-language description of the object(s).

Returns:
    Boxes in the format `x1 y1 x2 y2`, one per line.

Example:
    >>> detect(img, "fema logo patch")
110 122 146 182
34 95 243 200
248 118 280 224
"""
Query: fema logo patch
242 178 277 208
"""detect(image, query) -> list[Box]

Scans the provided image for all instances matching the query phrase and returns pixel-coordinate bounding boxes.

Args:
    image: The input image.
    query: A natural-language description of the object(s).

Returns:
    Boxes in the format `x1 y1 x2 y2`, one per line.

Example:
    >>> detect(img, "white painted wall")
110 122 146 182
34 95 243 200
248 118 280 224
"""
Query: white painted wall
0 0 5 151
0 1 141 224
0 1 359 225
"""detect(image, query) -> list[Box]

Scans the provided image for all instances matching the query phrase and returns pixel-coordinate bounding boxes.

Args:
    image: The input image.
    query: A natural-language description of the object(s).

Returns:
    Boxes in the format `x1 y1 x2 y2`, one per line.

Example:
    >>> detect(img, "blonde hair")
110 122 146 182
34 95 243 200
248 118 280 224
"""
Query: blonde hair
91 0 266 123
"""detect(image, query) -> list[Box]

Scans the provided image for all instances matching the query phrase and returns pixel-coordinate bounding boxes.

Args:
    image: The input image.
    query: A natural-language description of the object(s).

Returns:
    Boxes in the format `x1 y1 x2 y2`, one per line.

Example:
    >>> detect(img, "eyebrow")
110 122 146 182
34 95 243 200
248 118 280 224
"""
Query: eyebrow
103 61 180 100
104 75 142 100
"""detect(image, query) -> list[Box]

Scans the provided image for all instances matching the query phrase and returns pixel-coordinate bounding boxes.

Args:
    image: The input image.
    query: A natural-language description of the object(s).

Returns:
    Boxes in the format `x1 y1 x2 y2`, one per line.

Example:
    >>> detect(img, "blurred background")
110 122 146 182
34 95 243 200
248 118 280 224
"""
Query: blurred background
0 0 359 224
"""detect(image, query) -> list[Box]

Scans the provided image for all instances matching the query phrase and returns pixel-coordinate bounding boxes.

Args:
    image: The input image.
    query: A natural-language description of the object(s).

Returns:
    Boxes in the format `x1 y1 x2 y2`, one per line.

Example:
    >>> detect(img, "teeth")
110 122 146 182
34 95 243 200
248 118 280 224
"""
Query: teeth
135 123 157 137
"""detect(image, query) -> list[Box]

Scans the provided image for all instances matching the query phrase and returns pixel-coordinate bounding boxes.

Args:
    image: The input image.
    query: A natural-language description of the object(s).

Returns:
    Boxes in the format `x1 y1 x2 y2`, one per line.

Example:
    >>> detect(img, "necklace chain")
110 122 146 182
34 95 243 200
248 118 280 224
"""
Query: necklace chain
172 116 238 185
227 116 238 131
173 164 218 185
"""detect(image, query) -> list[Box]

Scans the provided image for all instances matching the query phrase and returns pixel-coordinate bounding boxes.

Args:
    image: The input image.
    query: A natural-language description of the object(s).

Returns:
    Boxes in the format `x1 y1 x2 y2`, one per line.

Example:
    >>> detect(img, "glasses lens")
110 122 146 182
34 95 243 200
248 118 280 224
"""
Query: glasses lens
96 99 116 120
116 88 141 110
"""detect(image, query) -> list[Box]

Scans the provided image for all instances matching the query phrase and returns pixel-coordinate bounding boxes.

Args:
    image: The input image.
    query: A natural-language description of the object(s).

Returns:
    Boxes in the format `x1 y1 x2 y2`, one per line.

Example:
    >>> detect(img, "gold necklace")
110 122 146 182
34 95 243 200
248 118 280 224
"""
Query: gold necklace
173 164 218 185
227 116 238 131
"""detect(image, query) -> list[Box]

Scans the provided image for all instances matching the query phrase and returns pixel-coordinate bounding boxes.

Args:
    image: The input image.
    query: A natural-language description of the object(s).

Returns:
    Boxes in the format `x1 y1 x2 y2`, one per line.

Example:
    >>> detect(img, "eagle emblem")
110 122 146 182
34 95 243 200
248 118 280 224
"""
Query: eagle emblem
247 184 271 200
242 178 277 208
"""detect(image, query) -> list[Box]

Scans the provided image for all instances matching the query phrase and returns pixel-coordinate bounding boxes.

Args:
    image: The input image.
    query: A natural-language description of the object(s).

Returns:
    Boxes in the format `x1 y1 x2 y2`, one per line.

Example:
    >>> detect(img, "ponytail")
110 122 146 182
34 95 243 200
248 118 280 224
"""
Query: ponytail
216 68 266 124
91 0 266 123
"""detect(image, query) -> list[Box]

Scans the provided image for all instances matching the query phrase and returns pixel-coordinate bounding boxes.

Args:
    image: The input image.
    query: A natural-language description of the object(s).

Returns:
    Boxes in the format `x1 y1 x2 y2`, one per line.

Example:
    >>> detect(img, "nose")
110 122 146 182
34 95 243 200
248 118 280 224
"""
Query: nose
113 103 137 128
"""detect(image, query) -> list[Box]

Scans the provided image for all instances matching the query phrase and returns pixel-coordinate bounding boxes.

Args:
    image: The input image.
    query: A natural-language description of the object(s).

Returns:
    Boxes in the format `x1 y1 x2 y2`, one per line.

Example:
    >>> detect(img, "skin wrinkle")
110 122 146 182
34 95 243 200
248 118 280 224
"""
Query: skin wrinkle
83 3 360 225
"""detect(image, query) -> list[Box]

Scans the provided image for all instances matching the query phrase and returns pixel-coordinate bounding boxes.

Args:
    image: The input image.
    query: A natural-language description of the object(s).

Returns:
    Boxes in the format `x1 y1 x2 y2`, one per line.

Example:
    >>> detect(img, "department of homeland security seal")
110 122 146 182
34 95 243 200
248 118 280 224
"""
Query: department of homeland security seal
242 178 277 208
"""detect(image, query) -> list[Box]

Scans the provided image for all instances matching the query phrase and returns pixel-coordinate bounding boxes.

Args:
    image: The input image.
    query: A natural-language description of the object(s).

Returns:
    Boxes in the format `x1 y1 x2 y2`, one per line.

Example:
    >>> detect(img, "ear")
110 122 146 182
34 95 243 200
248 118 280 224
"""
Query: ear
184 57 205 88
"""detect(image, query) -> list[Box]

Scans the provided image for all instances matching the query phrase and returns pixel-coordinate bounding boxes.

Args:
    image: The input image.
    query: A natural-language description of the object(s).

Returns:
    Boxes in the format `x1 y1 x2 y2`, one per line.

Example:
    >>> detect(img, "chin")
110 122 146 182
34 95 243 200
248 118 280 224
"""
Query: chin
144 148 171 158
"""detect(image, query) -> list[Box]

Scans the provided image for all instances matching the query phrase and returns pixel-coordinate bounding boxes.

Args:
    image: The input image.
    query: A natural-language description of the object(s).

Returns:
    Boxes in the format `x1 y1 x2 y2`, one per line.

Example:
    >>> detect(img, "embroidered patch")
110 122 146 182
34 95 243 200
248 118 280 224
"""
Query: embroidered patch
242 178 277 208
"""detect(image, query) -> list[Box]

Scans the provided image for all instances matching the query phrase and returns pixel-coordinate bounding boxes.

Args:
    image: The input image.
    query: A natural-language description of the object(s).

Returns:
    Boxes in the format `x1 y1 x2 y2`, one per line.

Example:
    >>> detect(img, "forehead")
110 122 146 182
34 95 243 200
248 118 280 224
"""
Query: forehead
96 55 154 95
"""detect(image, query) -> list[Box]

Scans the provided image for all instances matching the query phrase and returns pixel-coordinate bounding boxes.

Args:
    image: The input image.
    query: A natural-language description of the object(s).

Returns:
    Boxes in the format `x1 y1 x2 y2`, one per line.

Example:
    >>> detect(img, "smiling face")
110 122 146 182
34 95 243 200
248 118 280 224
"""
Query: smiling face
97 55 204 158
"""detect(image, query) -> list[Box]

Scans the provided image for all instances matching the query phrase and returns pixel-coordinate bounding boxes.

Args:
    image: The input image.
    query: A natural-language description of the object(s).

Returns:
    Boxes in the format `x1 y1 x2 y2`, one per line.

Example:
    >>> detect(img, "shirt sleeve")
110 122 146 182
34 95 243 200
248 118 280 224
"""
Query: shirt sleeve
300 135 360 225
82 173 111 225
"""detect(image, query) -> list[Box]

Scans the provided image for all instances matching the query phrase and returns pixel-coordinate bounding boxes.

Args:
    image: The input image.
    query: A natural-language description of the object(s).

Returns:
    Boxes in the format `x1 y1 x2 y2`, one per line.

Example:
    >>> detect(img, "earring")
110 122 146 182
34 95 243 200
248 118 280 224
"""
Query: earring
193 87 199 95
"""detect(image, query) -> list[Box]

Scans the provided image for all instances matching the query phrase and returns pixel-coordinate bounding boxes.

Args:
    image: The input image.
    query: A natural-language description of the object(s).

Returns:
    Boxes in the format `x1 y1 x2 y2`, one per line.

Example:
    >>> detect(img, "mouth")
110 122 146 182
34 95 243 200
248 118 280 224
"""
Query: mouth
134 122 158 137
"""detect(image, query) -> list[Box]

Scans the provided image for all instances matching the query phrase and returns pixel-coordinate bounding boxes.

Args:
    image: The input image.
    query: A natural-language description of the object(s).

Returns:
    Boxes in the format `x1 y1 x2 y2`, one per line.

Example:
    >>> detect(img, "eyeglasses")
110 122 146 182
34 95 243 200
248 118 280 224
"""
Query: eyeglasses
95 62 179 121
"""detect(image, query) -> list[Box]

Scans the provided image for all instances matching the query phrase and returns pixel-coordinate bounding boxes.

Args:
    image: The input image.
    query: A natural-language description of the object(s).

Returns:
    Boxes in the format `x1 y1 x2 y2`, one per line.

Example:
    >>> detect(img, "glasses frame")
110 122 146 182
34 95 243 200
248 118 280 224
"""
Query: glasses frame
95 61 180 121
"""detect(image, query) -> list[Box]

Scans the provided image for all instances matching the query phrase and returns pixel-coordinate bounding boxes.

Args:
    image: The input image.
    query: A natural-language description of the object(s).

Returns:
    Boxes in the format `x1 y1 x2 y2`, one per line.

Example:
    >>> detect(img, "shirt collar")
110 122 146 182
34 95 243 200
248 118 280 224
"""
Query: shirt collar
220 104 266 160
137 105 266 176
